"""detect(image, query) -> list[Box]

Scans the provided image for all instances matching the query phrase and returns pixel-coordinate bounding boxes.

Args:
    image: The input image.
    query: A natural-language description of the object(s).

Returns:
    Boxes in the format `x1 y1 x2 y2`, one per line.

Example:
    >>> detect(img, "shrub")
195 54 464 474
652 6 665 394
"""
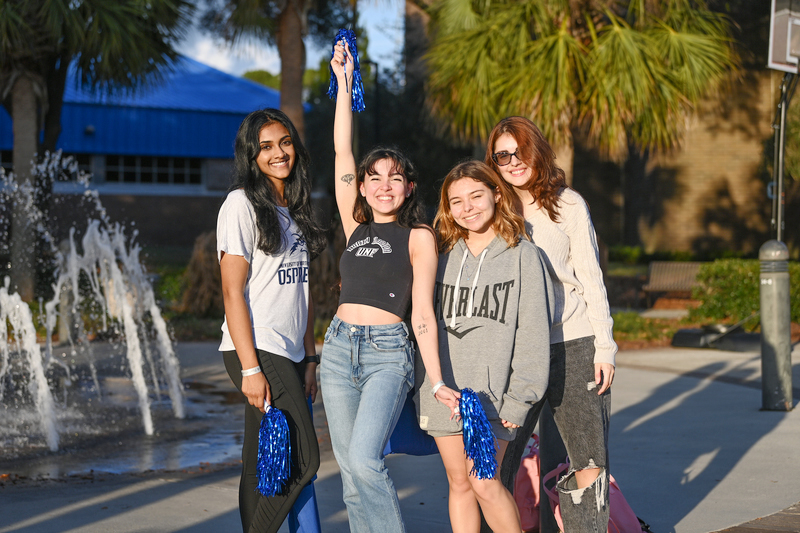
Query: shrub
608 246 643 265
155 268 186 307
612 311 681 342
688 259 800 327
181 232 223 318
607 246 749 266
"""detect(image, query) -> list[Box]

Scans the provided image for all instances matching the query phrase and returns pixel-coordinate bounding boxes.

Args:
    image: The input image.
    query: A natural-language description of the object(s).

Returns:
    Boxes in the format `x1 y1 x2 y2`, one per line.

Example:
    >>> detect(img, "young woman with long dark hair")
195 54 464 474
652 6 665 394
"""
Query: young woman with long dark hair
217 108 327 533
486 116 617 530
320 41 460 533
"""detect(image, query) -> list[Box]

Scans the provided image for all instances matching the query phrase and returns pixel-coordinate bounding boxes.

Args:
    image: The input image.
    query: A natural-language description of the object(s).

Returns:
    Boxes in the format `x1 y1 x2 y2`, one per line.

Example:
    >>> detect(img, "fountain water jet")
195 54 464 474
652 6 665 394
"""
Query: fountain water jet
0 281 59 450
1 152 184 453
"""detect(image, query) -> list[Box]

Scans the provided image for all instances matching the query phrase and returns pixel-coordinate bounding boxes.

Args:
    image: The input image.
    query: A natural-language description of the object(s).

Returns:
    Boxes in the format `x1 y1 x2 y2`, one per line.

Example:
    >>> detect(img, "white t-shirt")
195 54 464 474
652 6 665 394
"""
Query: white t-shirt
216 189 310 362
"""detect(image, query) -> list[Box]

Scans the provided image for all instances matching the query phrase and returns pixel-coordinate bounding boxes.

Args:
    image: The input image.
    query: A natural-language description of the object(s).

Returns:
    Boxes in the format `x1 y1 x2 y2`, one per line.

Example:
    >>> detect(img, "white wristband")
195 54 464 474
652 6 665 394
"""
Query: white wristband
431 380 446 396
241 366 262 377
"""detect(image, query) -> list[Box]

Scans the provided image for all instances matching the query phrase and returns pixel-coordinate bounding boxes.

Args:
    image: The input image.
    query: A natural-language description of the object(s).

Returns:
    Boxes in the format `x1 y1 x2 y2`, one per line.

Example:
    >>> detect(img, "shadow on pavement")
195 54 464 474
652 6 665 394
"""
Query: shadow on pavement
611 358 795 533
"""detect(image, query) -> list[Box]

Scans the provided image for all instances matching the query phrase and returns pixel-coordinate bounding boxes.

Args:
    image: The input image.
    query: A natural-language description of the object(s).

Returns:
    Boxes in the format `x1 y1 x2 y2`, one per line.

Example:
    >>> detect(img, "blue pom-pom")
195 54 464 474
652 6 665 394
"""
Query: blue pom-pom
327 28 366 113
459 388 497 480
256 404 291 496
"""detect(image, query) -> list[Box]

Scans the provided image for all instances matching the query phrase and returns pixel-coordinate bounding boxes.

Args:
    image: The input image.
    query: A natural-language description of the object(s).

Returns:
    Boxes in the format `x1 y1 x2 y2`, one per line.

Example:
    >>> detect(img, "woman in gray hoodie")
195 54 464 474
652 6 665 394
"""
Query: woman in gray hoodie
417 160 553 533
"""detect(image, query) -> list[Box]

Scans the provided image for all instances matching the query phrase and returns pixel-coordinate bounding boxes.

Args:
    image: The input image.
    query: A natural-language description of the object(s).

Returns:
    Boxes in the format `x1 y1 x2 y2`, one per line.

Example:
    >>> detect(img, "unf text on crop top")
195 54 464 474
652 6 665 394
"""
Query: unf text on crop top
338 221 413 318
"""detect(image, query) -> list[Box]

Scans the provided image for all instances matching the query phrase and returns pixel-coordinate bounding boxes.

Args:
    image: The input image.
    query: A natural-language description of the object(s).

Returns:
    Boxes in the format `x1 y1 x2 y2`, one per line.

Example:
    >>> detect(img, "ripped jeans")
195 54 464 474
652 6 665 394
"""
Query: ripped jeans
503 336 611 532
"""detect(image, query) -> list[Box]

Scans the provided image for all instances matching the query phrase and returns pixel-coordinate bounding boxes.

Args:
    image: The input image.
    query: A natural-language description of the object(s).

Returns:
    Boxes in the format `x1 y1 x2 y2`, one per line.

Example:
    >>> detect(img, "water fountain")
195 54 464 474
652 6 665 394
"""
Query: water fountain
0 152 184 454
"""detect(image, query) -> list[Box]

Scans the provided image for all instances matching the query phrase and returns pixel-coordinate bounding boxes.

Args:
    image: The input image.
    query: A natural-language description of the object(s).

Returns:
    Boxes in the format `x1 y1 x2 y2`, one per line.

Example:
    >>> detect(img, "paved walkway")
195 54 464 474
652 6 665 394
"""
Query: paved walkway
1 340 799 533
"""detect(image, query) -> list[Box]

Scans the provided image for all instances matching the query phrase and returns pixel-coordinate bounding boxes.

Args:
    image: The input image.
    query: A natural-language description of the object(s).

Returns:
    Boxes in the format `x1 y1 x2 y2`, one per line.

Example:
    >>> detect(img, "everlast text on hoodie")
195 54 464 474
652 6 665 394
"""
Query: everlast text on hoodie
416 234 555 440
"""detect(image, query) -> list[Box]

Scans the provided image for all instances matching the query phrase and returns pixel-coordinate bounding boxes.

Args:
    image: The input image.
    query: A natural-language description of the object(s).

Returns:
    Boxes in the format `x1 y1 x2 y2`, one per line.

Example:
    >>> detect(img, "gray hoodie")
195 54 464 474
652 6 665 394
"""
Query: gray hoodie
416 235 554 440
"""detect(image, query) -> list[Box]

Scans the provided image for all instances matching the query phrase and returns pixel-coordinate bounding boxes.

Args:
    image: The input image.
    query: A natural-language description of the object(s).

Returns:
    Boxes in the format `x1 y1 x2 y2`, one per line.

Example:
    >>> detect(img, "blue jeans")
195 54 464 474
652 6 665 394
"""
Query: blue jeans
320 316 414 533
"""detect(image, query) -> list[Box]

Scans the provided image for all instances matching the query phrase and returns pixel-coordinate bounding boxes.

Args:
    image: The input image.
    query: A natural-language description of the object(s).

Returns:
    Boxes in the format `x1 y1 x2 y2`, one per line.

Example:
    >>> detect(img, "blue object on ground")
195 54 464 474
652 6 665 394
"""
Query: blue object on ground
383 390 439 456
289 395 322 533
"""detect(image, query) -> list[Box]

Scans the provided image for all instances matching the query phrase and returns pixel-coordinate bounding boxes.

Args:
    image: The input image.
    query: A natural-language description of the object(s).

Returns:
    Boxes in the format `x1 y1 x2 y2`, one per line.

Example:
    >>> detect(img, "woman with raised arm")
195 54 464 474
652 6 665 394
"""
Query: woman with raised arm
486 116 617 531
320 40 460 533
217 108 327 533
419 160 553 533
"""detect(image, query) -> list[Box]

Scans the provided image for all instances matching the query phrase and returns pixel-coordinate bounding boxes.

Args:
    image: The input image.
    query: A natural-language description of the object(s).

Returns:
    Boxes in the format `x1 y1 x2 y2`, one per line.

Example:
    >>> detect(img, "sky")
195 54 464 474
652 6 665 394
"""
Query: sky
175 3 404 77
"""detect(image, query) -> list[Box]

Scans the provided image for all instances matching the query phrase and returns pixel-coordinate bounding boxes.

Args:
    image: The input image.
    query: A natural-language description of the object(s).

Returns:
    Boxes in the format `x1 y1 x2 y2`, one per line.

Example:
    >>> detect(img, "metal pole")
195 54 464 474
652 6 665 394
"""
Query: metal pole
776 75 789 242
364 60 380 144
759 240 792 411
771 105 780 235
350 5 359 161
374 66 380 144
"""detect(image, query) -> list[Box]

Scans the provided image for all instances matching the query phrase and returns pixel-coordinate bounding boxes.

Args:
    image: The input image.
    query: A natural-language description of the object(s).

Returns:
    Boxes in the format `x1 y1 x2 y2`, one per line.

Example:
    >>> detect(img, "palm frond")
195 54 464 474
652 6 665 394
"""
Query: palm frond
431 0 482 36
71 0 191 92
497 19 586 146
425 21 508 142
424 0 738 159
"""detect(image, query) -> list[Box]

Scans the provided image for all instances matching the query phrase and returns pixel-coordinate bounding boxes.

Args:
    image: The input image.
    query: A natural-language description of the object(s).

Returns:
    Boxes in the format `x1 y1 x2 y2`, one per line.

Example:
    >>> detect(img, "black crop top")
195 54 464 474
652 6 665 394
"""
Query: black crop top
338 221 413 318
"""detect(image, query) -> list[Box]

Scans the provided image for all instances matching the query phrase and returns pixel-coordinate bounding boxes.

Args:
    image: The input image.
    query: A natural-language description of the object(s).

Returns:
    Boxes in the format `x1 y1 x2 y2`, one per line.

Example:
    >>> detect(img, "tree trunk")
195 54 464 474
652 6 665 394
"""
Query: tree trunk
276 0 308 141
622 146 652 247
404 0 432 92
41 53 69 154
10 74 38 301
554 137 574 187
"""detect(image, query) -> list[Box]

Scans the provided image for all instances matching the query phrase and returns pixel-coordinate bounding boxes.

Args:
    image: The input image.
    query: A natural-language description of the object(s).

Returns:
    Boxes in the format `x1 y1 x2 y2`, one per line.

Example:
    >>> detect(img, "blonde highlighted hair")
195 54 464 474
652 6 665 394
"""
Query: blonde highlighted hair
434 160 529 254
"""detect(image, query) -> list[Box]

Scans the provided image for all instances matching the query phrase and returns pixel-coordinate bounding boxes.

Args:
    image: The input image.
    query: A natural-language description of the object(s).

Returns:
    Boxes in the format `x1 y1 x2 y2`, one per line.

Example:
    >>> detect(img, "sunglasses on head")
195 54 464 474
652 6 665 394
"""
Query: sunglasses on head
491 149 520 166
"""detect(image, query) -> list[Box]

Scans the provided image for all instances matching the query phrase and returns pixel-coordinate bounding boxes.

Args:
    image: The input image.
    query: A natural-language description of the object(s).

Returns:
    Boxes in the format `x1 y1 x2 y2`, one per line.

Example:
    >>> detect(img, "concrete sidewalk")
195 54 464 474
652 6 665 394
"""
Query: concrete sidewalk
1 341 800 533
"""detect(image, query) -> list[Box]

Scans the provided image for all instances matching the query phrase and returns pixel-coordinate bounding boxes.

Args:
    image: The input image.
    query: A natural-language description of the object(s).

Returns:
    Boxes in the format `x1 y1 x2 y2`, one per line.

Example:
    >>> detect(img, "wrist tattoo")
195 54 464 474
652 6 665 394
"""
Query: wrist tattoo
341 173 355 186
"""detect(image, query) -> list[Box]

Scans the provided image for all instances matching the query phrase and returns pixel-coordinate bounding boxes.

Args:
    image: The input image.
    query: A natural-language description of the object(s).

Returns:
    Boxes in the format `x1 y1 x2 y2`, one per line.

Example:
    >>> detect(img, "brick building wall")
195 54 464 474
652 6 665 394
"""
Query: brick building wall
573 70 786 257
641 70 776 255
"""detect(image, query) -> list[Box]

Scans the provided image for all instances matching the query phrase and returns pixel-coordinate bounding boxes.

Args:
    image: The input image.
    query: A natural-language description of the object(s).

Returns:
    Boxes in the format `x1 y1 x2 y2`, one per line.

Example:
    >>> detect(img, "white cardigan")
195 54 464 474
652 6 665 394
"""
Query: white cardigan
526 188 617 366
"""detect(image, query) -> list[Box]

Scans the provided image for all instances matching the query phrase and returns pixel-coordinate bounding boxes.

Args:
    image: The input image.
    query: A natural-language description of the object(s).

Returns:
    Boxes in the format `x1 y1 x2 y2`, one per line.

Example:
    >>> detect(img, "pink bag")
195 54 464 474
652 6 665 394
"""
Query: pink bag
513 434 542 532
542 462 642 533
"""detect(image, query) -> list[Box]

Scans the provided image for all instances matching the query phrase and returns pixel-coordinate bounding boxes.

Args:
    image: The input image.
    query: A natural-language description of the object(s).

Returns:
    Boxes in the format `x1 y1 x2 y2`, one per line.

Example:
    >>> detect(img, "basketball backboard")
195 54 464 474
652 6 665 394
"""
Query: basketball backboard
769 0 800 72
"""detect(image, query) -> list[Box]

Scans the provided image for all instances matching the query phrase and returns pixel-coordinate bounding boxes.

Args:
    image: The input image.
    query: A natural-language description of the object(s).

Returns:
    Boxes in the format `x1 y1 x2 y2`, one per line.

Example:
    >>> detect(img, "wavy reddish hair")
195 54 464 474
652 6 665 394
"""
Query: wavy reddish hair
485 117 567 222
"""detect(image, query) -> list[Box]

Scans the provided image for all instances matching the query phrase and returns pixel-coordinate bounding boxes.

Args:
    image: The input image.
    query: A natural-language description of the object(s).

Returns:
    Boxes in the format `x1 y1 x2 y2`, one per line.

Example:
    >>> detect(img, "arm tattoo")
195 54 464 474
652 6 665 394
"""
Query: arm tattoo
340 173 355 186
417 323 429 336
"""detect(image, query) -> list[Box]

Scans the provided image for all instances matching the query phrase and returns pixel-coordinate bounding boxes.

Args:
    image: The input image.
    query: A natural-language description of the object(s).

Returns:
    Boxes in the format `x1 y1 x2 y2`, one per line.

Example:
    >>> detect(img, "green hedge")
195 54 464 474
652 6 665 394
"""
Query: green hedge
688 259 800 327
607 245 745 265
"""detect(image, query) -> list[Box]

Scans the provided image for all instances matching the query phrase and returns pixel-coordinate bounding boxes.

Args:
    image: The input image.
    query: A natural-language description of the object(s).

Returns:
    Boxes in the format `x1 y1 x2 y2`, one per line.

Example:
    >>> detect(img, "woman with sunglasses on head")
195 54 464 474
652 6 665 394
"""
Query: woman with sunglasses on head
217 108 327 533
321 40 460 533
486 117 617 531
417 160 553 533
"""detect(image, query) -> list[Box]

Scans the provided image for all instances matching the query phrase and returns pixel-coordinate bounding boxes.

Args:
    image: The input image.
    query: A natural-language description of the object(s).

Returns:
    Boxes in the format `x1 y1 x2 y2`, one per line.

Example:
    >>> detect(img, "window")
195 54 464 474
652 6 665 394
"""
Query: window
0 151 89 179
105 155 202 185
0 151 12 174
60 153 92 180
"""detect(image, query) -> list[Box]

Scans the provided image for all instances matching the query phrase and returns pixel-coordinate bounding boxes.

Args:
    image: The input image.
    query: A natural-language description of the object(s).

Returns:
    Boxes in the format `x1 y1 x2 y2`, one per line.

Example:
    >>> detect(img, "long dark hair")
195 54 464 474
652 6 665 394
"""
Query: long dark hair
229 108 327 259
485 117 567 222
353 146 426 228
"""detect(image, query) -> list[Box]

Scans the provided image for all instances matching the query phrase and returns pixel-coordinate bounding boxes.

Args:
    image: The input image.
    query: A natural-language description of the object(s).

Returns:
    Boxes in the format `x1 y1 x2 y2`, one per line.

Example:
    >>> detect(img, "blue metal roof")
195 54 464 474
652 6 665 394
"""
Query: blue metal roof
0 56 282 159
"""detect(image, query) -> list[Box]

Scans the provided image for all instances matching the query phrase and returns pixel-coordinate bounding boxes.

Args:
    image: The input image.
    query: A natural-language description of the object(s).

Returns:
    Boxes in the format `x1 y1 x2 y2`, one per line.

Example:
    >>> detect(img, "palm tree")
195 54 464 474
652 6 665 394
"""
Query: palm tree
0 0 192 301
201 0 350 141
423 0 737 190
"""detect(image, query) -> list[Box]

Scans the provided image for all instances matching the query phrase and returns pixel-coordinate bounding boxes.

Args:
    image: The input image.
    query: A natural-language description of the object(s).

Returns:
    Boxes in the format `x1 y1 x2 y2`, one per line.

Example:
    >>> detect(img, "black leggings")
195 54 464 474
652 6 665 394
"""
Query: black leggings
224 350 320 533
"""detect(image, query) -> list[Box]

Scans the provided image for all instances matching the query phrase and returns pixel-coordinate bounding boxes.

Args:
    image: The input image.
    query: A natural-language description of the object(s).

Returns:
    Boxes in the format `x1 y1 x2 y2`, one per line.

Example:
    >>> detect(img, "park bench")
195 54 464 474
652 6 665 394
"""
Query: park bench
642 261 704 307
